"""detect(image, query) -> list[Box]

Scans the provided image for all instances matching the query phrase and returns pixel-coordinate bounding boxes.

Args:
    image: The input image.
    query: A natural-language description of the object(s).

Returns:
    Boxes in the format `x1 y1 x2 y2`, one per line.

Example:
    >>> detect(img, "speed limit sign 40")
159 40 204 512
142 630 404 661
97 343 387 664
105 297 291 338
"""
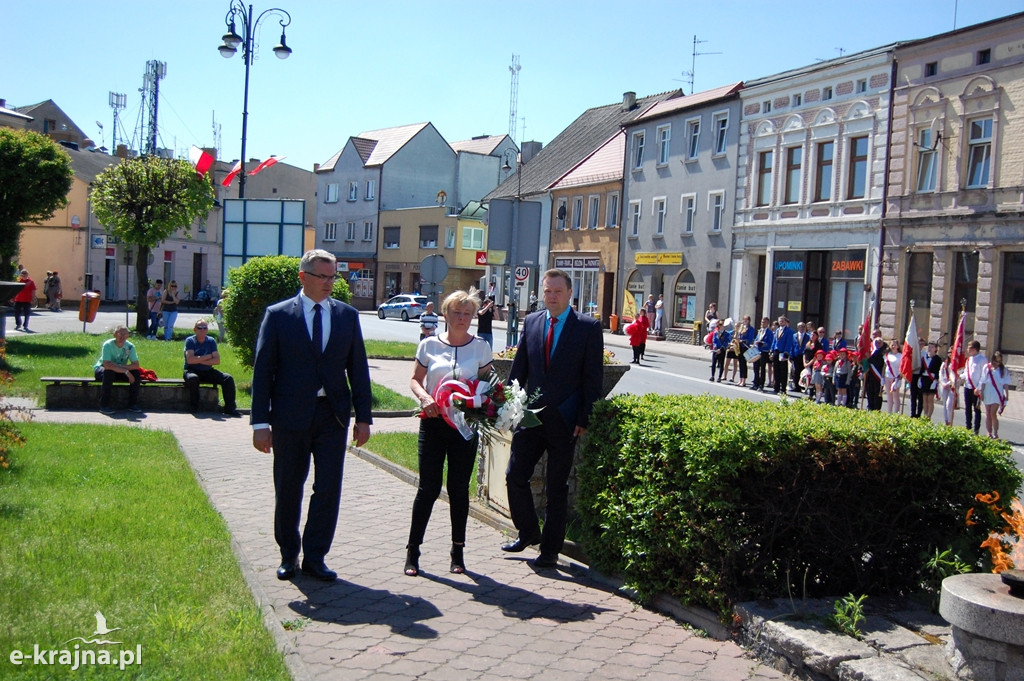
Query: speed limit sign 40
514 266 530 282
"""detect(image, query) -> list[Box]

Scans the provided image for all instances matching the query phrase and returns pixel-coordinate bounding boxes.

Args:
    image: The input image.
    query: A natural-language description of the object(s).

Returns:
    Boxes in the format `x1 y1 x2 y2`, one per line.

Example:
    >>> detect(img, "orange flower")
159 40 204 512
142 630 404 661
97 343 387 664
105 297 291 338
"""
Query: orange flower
965 508 977 526
976 491 1001 505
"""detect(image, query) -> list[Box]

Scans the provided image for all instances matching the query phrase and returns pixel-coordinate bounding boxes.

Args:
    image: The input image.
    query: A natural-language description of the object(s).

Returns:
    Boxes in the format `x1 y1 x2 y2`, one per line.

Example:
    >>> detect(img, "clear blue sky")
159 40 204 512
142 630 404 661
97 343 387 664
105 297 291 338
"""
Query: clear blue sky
3 0 1022 172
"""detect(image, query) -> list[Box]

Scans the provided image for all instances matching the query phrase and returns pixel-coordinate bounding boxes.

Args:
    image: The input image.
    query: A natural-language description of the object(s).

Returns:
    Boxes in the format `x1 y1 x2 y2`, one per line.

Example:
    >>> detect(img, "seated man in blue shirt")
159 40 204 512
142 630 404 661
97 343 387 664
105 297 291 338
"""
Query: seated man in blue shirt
183 319 239 416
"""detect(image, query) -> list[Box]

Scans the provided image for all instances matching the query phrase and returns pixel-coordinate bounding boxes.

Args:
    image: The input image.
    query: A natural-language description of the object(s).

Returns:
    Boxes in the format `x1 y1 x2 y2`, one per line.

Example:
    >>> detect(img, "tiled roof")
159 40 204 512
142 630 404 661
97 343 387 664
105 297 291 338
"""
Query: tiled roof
351 137 377 163
485 90 681 200
0 105 32 121
65 147 118 182
356 122 431 166
316 148 343 173
631 82 744 123
450 134 508 155
549 131 624 189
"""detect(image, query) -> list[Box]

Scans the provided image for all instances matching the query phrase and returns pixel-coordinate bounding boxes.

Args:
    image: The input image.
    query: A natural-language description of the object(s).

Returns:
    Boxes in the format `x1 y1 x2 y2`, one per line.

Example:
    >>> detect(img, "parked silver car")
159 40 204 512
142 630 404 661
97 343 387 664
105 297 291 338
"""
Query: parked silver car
377 294 429 321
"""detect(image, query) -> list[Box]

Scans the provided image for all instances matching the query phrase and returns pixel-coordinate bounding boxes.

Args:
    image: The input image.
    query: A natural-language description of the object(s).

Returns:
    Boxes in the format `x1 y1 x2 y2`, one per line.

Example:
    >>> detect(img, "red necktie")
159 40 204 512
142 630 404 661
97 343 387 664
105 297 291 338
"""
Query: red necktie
545 316 558 368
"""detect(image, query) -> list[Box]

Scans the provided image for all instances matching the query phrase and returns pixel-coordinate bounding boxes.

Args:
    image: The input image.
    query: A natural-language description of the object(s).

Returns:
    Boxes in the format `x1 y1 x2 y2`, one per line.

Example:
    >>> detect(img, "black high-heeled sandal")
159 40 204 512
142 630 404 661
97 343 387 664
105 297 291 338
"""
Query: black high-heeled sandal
404 544 420 577
450 543 465 574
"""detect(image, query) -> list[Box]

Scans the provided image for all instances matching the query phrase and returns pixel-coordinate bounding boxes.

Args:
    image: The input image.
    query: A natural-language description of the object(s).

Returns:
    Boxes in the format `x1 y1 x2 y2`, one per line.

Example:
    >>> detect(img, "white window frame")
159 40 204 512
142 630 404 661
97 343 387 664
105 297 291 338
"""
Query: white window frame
556 198 568 230
685 117 701 160
631 130 646 170
606 192 620 228
822 86 833 101
966 117 992 189
347 181 358 201
653 197 667 236
708 191 724 233
856 78 868 93
572 196 583 230
444 227 456 249
846 135 869 200
325 183 339 203
656 124 671 165
793 93 802 107
629 200 642 237
762 100 772 114
462 226 484 250
784 145 802 205
362 222 373 241
756 150 773 207
712 111 729 156
345 221 356 241
365 179 376 200
681 193 696 234
915 128 937 193
419 225 438 249
324 221 337 242
588 195 600 229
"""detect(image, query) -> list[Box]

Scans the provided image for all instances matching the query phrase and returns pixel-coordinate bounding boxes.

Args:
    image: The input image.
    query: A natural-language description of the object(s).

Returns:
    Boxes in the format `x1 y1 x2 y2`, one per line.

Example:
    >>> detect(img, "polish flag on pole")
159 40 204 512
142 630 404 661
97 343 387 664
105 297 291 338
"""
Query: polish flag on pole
248 155 284 177
189 146 215 177
949 311 967 376
899 315 920 382
858 311 872 371
222 160 243 187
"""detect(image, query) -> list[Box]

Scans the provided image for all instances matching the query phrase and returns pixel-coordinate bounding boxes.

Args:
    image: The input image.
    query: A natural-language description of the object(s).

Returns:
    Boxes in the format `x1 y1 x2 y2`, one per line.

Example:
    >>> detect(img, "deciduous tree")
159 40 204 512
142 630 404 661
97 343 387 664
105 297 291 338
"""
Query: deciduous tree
0 129 74 275
91 156 215 333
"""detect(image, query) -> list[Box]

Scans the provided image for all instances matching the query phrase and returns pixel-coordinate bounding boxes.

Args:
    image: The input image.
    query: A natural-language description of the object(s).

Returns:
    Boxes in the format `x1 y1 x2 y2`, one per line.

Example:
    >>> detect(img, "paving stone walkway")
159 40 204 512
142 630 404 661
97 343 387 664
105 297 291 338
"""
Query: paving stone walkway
30 405 789 681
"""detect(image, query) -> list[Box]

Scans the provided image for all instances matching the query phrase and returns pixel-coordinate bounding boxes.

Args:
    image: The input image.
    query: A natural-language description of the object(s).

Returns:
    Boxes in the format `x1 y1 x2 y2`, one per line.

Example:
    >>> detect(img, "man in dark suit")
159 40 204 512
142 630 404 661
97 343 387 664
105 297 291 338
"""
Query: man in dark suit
251 249 373 582
501 269 604 568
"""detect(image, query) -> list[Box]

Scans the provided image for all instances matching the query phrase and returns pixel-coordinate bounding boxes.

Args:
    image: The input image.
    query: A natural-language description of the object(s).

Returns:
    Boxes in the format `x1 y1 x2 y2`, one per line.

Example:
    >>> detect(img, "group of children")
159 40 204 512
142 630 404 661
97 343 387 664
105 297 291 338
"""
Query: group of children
802 347 862 407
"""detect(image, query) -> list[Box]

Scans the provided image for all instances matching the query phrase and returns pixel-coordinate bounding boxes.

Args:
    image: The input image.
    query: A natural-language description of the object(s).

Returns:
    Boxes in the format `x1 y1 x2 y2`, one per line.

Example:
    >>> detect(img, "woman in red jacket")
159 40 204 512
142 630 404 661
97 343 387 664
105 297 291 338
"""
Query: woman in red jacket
625 316 648 364
12 269 37 332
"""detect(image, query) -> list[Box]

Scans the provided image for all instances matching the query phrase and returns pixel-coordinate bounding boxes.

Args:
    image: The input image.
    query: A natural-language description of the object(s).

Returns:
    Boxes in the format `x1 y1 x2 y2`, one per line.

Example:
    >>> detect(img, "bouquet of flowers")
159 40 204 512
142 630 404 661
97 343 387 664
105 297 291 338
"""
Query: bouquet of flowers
424 372 541 444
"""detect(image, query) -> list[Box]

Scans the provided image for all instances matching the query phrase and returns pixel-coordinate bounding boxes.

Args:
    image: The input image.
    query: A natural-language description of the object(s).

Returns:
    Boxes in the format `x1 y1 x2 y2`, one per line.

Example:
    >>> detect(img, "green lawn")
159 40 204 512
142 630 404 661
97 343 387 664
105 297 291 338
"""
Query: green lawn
0 333 417 411
0 422 289 680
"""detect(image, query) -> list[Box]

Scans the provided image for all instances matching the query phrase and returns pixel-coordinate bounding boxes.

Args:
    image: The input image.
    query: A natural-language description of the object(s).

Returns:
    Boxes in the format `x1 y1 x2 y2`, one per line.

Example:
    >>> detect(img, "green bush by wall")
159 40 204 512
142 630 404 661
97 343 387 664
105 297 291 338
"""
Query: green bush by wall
577 394 1022 616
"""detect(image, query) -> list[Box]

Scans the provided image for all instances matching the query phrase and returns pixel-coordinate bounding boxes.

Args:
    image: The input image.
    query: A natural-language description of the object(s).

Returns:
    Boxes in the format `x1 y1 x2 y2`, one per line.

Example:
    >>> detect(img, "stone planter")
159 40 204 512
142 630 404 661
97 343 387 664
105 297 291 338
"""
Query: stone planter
479 357 630 520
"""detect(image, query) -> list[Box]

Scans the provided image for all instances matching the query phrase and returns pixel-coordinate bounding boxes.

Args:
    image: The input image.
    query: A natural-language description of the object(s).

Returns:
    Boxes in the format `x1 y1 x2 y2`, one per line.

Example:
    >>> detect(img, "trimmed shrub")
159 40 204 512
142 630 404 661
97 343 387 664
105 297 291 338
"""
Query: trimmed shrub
223 255 351 367
577 394 1022 617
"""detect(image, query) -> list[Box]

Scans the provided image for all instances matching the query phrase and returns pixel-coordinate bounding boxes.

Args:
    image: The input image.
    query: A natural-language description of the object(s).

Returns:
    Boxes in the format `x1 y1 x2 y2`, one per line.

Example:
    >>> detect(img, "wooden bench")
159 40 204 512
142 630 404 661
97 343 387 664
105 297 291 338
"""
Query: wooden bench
41 376 219 411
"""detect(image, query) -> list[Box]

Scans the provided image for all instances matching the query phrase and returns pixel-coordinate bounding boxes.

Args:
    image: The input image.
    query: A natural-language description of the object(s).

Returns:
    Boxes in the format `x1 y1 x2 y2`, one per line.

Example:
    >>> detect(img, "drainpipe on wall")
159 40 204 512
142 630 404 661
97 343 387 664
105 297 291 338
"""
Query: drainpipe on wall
875 53 898 326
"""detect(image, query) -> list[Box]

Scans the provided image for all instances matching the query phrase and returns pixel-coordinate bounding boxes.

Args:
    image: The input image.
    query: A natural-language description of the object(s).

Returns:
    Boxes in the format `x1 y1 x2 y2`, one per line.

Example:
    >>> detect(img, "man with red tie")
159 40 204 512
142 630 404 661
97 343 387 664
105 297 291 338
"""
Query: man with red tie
501 269 604 568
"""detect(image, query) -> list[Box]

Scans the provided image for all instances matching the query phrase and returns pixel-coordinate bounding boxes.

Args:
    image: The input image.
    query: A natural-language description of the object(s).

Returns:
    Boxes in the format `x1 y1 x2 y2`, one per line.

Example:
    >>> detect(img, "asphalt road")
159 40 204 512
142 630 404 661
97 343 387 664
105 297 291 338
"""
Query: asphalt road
11 305 1023 476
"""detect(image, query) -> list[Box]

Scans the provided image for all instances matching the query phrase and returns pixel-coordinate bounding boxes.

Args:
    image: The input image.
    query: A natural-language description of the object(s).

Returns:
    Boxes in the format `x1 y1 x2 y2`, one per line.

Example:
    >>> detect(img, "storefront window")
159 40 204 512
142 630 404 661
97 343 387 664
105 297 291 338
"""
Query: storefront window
999 252 1024 354
673 270 697 326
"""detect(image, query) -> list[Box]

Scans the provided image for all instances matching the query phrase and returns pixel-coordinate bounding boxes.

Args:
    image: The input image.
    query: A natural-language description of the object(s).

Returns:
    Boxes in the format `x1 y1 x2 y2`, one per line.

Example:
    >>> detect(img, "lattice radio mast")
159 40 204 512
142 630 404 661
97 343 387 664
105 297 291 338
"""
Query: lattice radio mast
140 60 166 155
108 91 127 154
212 111 222 161
508 54 521 143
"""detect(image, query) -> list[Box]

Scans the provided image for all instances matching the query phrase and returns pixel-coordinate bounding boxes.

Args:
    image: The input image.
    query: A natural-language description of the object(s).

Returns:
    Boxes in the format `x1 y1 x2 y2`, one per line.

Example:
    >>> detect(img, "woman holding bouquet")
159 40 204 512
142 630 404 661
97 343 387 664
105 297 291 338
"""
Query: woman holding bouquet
406 289 493 576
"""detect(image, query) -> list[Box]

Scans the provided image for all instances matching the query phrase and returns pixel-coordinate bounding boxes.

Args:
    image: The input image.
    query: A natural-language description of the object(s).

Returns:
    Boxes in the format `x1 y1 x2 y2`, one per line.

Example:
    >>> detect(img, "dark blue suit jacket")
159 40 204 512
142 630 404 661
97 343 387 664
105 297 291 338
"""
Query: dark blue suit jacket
509 308 603 432
250 294 373 431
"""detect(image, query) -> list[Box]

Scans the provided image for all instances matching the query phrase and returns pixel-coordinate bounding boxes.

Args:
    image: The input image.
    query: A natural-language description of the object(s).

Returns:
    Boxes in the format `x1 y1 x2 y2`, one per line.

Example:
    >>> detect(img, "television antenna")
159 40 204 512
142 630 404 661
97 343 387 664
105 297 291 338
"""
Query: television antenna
675 35 721 95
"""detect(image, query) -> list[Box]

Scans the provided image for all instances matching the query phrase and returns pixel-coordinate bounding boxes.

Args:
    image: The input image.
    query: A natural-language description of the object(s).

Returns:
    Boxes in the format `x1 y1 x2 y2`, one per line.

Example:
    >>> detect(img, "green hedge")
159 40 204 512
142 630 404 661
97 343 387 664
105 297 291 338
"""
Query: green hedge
577 394 1022 616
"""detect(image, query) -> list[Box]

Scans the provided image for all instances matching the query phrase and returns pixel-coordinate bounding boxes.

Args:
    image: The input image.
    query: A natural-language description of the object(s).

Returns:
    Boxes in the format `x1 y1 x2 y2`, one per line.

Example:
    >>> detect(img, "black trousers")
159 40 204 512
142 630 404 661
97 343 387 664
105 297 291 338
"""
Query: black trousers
183 368 236 411
964 388 981 433
94 367 140 407
753 352 769 387
772 354 789 393
13 301 31 328
506 410 576 556
910 375 923 417
710 349 726 379
271 399 348 563
408 417 477 546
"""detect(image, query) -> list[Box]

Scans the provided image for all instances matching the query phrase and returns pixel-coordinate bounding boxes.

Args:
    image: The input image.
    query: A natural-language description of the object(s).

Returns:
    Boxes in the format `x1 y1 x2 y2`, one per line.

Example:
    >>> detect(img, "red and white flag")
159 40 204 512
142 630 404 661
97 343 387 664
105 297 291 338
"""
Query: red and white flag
949 311 967 376
248 155 284 176
858 311 872 370
899 315 920 382
222 160 243 187
189 146 215 177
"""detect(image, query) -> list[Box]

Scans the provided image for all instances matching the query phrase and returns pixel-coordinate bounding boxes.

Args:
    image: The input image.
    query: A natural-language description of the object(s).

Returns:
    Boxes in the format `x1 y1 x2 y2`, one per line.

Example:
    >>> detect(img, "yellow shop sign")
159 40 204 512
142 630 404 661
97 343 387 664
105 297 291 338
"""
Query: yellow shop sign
634 252 683 265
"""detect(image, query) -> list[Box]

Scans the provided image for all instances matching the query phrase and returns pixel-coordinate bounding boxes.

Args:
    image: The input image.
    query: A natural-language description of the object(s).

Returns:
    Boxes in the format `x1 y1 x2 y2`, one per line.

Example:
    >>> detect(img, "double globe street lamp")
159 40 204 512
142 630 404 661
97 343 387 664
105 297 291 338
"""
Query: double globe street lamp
218 1 292 198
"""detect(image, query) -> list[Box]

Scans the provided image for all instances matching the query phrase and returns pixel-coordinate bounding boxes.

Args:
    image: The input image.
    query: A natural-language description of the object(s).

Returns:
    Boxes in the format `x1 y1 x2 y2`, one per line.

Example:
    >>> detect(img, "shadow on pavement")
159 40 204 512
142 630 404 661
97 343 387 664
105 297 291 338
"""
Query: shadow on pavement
288 579 442 639
424 568 612 622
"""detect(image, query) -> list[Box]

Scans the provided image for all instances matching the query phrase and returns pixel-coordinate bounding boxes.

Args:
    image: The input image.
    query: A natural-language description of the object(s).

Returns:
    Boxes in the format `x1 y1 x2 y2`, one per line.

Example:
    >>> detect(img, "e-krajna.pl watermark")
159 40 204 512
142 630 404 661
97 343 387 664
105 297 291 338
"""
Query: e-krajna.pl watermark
9 644 142 671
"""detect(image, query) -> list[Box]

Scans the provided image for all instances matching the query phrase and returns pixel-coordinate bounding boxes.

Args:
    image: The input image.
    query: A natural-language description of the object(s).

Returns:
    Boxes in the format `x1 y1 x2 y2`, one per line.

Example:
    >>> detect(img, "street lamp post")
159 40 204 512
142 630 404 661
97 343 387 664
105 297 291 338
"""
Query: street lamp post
501 148 522 347
218 1 292 199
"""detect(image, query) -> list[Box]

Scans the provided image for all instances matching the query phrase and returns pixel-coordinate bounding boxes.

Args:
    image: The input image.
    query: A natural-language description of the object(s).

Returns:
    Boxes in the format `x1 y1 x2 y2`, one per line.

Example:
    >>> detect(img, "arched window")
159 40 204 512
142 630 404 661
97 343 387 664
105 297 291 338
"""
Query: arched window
672 270 698 326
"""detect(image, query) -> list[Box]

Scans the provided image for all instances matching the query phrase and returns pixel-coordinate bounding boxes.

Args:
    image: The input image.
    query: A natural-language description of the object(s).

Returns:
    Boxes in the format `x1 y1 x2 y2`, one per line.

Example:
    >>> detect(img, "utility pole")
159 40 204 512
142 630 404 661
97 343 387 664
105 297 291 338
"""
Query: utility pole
508 54 521 143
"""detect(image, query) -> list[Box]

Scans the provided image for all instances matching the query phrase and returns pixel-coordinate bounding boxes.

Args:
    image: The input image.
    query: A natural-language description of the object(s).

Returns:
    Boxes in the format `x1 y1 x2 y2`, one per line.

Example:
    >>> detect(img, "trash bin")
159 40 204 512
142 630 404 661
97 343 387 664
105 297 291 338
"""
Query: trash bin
79 291 101 323
692 320 703 345
609 314 619 334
